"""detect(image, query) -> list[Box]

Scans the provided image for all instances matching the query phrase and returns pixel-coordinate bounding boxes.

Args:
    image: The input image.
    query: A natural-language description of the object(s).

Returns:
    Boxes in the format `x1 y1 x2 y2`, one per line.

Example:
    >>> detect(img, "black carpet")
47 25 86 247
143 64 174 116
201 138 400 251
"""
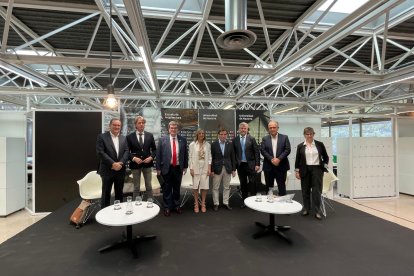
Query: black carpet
1 193 414 276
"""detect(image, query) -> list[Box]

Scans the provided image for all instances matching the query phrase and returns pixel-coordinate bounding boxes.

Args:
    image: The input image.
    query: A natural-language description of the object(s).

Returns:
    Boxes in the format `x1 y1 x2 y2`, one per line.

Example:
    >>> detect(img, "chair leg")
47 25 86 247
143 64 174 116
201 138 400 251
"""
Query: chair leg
320 195 327 217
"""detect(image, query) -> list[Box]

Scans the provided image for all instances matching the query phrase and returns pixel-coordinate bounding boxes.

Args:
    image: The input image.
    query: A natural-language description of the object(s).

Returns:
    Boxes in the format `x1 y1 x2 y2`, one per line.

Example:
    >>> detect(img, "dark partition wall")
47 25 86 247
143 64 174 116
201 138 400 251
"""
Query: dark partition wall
34 111 102 212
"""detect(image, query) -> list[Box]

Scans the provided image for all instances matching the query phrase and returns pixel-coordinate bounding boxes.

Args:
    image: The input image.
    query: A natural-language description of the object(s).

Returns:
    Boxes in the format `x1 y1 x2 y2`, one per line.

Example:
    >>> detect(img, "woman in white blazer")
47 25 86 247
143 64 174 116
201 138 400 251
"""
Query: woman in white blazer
189 129 212 213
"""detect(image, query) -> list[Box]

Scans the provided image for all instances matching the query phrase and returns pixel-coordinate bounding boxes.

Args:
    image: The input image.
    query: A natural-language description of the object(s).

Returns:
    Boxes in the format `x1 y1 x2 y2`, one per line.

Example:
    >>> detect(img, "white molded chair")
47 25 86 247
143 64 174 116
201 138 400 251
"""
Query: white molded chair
229 173 242 199
260 170 292 192
180 172 196 207
321 169 338 217
77 170 106 225
124 171 162 205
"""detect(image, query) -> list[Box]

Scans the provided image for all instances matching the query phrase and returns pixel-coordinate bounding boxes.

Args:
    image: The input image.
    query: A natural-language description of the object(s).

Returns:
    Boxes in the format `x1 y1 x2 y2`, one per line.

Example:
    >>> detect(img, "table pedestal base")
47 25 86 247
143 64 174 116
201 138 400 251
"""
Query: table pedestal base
98 225 156 258
252 214 292 243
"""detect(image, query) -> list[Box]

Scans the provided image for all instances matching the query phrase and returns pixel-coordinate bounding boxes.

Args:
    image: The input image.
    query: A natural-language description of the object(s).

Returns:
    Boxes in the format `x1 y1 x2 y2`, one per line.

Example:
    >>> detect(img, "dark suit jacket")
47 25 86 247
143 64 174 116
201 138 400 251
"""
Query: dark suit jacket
126 131 156 169
261 133 291 172
233 134 260 172
96 131 129 176
156 135 188 175
295 139 329 178
211 140 236 174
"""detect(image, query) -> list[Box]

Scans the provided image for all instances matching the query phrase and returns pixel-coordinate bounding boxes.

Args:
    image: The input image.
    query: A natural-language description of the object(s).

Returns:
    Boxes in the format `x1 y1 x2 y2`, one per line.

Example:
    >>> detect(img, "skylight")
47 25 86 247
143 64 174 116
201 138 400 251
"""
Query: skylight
318 0 369 14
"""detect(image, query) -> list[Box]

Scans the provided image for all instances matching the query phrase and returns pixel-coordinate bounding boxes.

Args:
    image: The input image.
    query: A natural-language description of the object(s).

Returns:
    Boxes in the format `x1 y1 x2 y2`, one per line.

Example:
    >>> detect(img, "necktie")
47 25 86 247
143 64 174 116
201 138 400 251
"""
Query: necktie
172 137 177 166
241 136 246 161
138 133 143 146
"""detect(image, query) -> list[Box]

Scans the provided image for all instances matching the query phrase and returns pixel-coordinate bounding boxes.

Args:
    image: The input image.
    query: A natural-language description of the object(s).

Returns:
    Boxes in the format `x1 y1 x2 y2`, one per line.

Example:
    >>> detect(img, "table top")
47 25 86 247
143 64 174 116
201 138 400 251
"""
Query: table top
244 196 302 215
95 202 160 227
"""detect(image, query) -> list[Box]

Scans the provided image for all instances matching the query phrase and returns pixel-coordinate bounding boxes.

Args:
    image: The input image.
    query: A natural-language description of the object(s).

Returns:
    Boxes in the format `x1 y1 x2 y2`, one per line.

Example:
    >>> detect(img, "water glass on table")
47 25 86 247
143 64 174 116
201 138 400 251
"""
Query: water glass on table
135 195 142 206
114 200 121 210
147 197 154 208
126 196 133 215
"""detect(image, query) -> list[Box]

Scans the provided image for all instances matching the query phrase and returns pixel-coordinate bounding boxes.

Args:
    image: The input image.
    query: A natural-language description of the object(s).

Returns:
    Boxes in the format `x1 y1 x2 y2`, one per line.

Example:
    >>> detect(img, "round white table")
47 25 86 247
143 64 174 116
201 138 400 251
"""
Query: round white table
95 201 160 257
244 196 302 243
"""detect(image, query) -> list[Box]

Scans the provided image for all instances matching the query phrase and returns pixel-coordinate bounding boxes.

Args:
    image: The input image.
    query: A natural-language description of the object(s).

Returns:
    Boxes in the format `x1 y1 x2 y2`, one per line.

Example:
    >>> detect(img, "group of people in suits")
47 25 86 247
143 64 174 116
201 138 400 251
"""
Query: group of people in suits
96 116 329 220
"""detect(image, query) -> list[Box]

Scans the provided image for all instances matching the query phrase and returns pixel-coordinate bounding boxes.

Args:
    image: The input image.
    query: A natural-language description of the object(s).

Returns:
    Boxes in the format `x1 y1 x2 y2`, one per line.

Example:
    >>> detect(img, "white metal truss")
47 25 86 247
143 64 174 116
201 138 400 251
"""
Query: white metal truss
0 0 413 117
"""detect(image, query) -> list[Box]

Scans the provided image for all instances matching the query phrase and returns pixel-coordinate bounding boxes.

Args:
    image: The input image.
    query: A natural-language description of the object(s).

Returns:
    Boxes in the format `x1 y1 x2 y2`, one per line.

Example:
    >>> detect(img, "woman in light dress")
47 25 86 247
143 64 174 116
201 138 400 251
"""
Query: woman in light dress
189 129 212 213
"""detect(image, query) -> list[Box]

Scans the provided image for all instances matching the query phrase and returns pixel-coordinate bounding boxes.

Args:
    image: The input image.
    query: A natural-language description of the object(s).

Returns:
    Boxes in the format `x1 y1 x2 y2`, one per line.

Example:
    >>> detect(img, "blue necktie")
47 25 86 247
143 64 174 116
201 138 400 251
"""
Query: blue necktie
241 136 246 161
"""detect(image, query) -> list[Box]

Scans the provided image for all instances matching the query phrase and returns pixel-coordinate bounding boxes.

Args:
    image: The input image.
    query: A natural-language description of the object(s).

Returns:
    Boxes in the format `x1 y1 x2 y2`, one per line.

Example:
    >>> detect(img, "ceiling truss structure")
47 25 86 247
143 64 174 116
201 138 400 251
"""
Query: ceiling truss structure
0 0 413 119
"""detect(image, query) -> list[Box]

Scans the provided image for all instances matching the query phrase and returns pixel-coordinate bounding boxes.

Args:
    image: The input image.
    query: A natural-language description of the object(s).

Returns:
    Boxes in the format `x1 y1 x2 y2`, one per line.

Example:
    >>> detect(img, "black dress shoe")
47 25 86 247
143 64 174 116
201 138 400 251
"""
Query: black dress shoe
315 213 322 220
301 210 309 216
175 207 183 214
164 209 171 216
240 203 246 209
213 205 219 211
223 204 232 210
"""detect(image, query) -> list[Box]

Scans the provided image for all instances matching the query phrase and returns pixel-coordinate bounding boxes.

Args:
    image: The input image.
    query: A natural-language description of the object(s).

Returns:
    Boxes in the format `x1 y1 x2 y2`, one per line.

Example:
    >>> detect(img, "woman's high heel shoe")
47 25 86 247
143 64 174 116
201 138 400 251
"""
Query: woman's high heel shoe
201 203 207 213
194 204 199 213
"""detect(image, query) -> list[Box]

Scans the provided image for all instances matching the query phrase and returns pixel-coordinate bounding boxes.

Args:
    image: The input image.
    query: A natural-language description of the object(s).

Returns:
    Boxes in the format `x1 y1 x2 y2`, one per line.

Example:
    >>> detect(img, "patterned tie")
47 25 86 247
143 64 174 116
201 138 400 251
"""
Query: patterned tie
172 137 177 166
241 136 246 161
138 133 143 146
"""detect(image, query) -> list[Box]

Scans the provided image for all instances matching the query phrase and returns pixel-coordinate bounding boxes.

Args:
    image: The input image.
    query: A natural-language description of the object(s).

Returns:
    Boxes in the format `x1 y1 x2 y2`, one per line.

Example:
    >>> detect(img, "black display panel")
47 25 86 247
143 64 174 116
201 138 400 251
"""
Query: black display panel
35 111 102 212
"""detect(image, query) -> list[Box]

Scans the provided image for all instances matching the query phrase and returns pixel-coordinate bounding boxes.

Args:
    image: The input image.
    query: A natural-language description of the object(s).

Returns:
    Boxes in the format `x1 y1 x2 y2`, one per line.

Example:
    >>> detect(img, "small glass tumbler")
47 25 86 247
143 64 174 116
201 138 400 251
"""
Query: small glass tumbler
255 193 262 202
267 189 274 203
125 196 133 215
147 197 154 208
135 195 142 206
114 199 121 210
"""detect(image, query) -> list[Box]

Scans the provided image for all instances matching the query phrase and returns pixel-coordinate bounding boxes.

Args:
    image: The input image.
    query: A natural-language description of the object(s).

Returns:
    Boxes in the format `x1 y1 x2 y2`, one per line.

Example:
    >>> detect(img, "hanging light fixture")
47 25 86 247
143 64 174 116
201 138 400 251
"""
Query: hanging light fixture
104 0 118 109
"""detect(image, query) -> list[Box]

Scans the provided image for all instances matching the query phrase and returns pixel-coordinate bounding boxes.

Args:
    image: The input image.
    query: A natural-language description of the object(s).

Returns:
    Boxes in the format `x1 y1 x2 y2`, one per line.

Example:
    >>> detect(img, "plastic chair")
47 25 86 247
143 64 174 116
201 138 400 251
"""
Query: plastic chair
321 169 338 217
77 170 105 225
180 172 196 207
229 173 242 199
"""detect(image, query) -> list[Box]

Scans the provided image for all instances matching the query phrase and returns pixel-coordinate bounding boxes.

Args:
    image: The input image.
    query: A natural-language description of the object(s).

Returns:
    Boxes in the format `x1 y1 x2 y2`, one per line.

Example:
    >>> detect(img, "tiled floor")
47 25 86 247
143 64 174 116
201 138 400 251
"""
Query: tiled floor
1 193 413 244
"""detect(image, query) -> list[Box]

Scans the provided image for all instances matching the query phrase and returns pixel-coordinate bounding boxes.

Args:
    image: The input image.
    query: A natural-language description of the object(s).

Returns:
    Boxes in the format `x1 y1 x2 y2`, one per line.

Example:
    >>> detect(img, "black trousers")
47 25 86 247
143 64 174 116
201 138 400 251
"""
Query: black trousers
237 162 256 199
301 165 323 213
101 172 125 208
162 165 183 210
263 169 287 196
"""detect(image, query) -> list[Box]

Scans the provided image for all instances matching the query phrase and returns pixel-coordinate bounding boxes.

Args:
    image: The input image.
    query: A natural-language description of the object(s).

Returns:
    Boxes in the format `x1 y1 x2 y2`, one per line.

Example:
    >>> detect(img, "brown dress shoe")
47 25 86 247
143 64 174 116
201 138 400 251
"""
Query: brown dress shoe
164 209 171 216
175 207 183 214
213 205 219 211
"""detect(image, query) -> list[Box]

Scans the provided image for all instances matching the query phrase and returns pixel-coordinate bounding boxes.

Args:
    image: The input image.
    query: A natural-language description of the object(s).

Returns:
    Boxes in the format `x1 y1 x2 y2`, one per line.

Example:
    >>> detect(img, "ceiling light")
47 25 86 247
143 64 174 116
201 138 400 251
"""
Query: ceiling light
104 0 118 109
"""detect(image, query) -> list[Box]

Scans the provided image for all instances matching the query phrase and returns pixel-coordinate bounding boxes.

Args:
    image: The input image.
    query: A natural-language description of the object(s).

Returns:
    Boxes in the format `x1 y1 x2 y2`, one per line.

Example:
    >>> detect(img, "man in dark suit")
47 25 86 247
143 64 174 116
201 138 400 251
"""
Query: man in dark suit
233 122 260 205
156 121 188 216
211 128 236 211
260 120 291 196
127 116 156 199
96 118 129 208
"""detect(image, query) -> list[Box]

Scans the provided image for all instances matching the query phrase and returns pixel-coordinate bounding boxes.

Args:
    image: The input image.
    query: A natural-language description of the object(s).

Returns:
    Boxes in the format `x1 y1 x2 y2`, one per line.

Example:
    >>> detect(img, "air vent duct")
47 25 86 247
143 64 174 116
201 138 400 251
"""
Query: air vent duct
216 0 256 50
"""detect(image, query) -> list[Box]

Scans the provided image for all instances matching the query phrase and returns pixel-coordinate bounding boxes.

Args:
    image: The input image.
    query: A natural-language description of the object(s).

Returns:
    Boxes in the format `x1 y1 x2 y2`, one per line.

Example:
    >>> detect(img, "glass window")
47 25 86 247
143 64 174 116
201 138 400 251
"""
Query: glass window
361 121 392 137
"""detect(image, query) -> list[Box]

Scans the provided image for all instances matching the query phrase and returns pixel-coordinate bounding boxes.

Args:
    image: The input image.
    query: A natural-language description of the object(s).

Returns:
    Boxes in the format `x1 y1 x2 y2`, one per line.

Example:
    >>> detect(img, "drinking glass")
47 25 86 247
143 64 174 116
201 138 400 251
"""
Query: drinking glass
147 197 154 208
135 195 142 206
125 196 133 215
114 199 121 210
255 193 262 202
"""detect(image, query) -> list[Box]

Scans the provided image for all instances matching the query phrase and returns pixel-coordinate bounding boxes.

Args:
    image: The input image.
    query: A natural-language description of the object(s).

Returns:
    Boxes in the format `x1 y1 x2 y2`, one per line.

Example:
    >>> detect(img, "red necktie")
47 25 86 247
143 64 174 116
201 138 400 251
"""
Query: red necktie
172 137 177 166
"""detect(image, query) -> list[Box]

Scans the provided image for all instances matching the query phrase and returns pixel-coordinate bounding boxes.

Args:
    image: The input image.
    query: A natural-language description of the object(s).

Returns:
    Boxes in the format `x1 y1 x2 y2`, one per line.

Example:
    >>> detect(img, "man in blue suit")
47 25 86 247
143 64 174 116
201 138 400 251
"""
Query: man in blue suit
156 121 188 216
233 122 260 205
260 120 291 195
96 118 129 208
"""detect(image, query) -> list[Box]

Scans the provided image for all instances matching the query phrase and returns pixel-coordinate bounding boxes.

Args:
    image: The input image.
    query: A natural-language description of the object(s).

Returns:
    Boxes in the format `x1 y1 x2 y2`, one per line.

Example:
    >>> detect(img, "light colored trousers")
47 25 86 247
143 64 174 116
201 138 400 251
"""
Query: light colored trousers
131 167 153 199
212 169 231 205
